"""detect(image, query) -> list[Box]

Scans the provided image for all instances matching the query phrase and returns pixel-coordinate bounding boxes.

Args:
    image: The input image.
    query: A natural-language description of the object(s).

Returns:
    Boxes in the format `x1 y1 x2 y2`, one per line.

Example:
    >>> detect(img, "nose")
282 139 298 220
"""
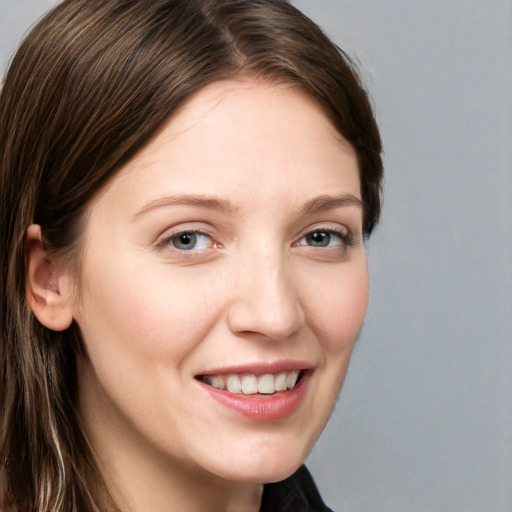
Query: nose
226 249 305 341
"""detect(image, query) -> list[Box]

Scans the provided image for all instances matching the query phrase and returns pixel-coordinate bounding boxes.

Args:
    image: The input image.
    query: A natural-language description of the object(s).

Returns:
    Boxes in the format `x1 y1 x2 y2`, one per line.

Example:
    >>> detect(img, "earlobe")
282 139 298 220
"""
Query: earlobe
25 224 74 331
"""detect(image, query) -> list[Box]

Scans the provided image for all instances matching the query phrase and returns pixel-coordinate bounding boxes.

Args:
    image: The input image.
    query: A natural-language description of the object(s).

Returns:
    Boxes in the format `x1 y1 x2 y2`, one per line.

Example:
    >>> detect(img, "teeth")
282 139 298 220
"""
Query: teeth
203 370 302 395
286 370 300 390
209 375 226 389
226 375 242 394
258 374 275 394
241 374 258 394
275 372 287 392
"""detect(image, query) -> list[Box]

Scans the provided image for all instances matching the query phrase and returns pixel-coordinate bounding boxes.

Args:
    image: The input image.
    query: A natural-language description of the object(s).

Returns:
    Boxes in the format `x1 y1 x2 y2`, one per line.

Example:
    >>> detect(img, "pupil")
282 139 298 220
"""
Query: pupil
173 233 196 250
309 232 329 246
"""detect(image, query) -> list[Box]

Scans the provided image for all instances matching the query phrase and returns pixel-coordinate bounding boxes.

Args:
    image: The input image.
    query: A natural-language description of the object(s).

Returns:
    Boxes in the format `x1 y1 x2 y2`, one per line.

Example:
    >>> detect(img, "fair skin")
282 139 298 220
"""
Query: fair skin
27 79 369 512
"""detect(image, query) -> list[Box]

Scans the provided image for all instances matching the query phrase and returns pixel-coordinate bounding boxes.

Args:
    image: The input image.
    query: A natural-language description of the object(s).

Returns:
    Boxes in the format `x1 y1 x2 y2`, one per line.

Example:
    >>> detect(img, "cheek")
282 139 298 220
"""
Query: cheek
301 260 369 355
74 256 224 370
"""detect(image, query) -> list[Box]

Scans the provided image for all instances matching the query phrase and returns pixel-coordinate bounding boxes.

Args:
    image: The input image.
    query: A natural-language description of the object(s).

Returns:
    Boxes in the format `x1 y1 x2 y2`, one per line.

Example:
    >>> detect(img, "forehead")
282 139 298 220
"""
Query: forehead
90 79 361 216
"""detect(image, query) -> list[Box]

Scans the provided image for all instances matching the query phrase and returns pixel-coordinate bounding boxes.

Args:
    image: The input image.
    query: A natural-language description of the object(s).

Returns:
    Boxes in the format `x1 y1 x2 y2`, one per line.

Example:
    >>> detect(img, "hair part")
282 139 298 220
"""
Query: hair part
1 1 383 510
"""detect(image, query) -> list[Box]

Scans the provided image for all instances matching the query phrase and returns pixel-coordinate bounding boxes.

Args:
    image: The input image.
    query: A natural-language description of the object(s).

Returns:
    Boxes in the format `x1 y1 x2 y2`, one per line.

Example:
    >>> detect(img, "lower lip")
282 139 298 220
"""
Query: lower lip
198 372 310 421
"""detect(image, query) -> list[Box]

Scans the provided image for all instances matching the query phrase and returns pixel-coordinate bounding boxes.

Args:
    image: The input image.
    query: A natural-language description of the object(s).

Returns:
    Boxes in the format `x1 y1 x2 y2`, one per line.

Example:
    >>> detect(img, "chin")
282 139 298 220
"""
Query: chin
205 435 313 485
219 461 303 486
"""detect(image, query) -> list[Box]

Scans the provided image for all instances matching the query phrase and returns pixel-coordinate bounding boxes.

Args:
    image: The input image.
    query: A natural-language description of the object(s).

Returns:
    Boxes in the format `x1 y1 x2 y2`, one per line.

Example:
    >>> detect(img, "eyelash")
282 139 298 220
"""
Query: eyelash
157 226 354 254
295 228 354 250
157 228 217 253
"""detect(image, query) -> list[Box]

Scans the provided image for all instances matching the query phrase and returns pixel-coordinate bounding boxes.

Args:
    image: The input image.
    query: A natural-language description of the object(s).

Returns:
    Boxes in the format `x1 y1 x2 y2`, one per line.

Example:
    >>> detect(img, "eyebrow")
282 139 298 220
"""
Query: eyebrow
133 194 239 220
300 193 365 215
133 192 363 221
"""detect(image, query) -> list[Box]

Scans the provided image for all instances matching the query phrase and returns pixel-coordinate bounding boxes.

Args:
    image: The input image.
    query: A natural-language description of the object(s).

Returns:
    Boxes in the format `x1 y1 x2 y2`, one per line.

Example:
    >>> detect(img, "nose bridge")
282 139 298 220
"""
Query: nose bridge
226 243 305 340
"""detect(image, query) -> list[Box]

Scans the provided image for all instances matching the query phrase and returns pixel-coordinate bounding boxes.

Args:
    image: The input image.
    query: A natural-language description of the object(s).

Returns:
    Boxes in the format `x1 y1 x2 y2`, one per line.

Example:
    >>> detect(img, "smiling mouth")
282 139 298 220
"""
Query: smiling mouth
197 370 305 396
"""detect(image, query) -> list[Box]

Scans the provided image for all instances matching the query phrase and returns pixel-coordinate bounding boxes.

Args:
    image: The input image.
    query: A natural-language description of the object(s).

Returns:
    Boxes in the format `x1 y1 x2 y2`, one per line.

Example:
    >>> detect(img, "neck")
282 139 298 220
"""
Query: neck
105 458 263 512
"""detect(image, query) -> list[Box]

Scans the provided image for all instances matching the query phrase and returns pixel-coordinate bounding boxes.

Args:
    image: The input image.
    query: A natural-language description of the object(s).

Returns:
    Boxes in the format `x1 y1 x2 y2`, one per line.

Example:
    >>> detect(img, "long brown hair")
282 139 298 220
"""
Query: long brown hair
0 0 383 510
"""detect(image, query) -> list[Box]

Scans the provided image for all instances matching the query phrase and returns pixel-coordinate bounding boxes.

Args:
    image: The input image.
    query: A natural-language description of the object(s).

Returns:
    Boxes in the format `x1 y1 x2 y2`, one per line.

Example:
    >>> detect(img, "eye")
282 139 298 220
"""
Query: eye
300 229 353 248
305 231 338 247
169 231 213 251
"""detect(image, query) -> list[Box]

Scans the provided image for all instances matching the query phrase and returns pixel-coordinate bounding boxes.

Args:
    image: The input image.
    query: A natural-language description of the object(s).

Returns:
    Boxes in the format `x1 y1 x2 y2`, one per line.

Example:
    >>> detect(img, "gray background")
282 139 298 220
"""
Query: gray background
1 1 511 511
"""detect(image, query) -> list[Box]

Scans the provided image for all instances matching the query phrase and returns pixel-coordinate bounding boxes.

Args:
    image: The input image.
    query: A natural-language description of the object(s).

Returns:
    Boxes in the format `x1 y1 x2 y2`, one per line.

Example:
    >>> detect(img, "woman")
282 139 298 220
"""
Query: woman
0 0 383 510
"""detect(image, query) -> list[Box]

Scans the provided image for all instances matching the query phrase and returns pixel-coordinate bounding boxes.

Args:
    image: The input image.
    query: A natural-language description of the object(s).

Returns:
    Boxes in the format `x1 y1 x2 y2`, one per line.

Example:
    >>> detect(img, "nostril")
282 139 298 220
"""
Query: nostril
226 292 305 341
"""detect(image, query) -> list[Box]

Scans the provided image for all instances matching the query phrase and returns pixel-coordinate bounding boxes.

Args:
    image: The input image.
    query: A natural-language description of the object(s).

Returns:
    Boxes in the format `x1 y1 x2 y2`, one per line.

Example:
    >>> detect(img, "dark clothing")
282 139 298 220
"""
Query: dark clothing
260 466 334 512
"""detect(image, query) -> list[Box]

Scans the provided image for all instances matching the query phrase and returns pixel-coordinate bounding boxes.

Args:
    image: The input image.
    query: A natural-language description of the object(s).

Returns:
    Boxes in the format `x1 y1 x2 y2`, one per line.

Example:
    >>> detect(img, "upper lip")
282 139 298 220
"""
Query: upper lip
196 360 314 377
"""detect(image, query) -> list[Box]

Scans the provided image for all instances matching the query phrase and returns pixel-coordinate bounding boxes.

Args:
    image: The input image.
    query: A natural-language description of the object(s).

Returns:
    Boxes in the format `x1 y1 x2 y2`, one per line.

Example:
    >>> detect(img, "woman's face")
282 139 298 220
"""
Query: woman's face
72 80 368 489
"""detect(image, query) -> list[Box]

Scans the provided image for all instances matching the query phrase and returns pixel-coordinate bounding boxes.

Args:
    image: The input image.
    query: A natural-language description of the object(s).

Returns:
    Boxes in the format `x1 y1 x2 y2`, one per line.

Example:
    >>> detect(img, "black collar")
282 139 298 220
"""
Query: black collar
260 466 333 512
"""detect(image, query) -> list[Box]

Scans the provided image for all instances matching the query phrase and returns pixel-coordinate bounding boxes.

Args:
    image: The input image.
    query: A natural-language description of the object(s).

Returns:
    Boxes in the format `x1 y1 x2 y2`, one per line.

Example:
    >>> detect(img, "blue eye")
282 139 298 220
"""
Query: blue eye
170 232 211 251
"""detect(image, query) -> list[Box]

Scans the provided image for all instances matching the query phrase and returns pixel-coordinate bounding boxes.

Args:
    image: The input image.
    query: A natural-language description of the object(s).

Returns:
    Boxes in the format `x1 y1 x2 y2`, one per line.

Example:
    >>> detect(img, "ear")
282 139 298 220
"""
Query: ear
25 224 74 331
